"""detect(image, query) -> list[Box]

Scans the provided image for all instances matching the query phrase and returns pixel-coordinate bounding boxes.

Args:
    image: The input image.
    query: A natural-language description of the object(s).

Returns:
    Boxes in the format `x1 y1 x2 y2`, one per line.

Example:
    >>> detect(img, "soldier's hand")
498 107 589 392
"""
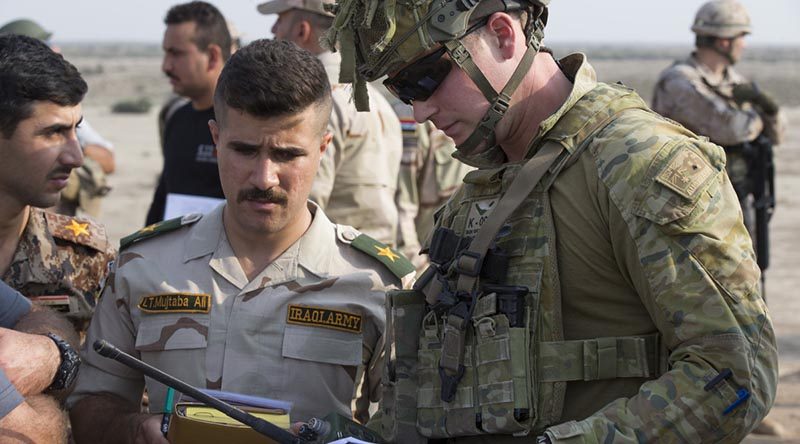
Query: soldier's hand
733 82 779 115
0 327 60 396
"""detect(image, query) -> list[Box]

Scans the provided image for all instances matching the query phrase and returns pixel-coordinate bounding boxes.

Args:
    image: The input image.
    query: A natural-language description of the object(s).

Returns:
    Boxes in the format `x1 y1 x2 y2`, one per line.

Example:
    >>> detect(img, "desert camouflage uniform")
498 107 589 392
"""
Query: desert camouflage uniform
310 51 403 246
395 114 474 270
2 207 115 331
375 54 777 443
652 54 785 225
68 203 414 423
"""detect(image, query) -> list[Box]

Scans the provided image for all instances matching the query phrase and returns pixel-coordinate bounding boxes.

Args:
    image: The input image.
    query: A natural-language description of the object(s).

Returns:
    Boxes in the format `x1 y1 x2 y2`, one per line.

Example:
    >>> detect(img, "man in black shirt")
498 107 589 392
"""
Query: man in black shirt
145 1 232 226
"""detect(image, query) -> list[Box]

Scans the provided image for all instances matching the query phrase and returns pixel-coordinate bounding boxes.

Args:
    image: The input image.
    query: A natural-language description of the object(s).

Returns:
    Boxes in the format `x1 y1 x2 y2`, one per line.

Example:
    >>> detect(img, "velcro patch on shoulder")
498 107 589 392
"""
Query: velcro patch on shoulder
655 147 715 200
138 293 211 314
286 305 362 333
350 233 415 280
45 211 109 252
120 213 202 250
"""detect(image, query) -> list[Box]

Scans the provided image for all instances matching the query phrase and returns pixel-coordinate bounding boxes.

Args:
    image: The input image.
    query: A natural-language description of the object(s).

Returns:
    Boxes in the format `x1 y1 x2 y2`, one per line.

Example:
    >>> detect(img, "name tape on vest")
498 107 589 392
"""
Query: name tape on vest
138 293 211 314
286 305 362 333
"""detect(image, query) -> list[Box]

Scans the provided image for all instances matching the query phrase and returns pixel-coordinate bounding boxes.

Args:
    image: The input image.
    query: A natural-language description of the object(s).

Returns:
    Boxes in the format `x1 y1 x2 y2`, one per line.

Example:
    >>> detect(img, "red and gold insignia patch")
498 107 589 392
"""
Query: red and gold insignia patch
138 293 211 314
286 305 362 333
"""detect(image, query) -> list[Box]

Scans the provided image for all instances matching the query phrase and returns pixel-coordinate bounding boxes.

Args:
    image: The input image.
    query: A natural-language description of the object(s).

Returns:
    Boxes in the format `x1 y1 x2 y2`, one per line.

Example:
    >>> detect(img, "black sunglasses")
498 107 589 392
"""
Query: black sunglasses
383 46 452 105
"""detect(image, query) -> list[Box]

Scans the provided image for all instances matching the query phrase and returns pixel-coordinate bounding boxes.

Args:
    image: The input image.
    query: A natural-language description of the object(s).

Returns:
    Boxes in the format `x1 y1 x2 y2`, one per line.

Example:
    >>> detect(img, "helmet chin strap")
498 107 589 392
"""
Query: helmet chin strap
712 37 737 65
444 20 544 156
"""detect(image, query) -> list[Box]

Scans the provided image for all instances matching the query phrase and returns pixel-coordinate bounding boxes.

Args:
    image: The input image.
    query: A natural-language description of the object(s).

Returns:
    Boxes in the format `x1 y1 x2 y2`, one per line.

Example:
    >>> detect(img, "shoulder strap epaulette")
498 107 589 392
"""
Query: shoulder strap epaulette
44 210 109 252
120 213 202 250
336 225 415 280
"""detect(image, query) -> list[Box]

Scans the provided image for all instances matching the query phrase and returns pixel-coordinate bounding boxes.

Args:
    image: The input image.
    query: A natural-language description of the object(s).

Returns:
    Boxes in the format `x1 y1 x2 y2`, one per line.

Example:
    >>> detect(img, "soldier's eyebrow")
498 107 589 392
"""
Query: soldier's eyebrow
228 140 261 151
37 116 84 136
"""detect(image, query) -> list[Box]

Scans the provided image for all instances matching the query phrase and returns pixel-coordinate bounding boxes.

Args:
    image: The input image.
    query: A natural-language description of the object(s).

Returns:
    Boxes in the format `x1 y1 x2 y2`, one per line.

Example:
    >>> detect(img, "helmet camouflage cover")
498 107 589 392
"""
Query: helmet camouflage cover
691 0 751 39
324 0 549 110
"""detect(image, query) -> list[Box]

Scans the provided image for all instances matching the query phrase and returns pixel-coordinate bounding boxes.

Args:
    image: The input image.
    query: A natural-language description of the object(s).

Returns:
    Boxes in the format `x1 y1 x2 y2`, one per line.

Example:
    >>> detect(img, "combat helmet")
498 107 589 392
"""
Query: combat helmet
691 0 751 39
0 19 52 41
324 0 549 154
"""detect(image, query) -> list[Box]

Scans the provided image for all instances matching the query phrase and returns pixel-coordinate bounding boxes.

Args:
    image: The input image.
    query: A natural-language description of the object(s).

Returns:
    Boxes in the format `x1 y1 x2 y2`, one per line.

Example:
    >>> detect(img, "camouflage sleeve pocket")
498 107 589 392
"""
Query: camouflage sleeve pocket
632 140 722 226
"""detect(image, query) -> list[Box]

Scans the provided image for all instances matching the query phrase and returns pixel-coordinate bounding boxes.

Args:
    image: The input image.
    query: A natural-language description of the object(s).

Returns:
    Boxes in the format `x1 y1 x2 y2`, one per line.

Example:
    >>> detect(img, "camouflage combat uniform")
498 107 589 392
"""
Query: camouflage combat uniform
376 54 777 443
652 53 785 227
395 116 474 270
2 207 115 331
310 51 403 246
68 203 414 423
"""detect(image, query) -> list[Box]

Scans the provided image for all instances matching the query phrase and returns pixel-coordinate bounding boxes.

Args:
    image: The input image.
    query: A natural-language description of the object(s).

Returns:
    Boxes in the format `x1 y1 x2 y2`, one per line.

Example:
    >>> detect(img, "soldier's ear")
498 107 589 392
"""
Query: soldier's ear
206 44 224 71
320 131 332 156
209 119 220 145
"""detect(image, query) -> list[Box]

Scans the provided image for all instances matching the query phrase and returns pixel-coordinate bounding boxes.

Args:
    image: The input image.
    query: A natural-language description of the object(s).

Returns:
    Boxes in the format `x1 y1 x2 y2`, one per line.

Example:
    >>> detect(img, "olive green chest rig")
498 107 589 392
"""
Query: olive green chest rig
381 83 668 440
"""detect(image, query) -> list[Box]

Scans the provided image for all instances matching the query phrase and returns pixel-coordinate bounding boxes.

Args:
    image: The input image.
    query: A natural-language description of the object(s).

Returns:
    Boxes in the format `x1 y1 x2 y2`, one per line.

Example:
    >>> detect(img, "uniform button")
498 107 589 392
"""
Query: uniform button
343 230 358 241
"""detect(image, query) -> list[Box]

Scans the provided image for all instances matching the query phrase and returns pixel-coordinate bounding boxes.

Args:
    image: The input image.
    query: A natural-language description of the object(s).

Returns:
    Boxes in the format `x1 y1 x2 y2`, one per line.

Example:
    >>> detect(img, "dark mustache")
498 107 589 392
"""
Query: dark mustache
237 188 288 204
48 166 74 178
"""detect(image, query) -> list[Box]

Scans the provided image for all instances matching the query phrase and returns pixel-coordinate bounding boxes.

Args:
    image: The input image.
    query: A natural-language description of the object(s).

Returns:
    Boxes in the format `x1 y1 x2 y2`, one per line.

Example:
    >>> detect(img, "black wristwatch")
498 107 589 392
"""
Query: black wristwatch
45 333 81 392
536 435 552 444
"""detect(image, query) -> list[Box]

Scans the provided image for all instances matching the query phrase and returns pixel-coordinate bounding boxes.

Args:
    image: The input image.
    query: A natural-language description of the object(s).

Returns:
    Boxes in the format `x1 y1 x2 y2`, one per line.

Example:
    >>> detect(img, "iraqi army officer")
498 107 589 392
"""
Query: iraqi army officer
0 34 115 334
259 0 404 246
325 0 778 442
68 39 414 444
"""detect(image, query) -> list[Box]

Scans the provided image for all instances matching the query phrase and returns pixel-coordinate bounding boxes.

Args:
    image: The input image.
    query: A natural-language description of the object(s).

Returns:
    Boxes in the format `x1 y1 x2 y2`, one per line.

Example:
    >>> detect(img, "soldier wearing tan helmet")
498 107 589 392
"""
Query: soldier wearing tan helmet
323 0 777 442
258 0 404 246
653 0 785 240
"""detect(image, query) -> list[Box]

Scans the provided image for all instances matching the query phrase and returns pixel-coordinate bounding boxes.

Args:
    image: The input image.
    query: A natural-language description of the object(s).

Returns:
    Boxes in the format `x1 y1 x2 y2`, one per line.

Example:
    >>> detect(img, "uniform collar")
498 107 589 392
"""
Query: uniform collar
182 201 334 290
2 207 59 285
687 52 732 88
455 53 598 168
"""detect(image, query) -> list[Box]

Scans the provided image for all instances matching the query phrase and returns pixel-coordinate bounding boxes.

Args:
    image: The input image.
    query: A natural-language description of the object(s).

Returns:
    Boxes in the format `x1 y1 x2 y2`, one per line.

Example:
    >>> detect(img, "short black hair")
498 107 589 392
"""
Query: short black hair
165 1 232 61
0 34 87 138
214 39 332 132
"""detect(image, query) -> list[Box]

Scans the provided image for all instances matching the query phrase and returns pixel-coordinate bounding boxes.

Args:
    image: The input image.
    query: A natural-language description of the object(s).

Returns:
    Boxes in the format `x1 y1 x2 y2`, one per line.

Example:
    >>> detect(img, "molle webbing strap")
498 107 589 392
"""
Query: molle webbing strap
537 333 667 382
454 141 564 295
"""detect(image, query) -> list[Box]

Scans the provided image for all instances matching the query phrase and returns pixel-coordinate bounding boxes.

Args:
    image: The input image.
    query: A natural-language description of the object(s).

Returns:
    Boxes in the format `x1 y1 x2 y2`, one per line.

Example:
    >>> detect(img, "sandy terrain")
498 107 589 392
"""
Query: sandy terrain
74 49 799 441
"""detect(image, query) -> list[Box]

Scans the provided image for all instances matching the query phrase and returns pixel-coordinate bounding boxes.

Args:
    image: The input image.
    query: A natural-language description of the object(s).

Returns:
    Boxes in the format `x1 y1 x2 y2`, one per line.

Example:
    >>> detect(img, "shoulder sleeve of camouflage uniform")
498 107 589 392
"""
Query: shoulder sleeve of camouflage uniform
45 211 110 252
653 64 763 146
544 111 778 443
336 224 415 282
119 213 202 251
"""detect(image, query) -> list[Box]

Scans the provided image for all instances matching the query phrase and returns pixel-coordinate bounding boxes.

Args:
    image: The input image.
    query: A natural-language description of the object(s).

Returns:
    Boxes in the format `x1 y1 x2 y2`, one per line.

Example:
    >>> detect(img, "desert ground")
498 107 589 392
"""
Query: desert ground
64 43 799 441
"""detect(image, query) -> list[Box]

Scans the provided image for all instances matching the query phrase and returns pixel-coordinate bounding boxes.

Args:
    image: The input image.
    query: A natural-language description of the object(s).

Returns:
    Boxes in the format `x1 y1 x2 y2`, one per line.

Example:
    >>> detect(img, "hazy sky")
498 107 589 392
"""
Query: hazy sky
1 0 798 45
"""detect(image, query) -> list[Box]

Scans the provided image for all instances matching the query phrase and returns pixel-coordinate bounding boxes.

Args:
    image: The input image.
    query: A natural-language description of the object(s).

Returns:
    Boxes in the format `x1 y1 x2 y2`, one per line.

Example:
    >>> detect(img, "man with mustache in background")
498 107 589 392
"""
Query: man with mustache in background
145 1 232 226
0 34 115 335
68 39 415 444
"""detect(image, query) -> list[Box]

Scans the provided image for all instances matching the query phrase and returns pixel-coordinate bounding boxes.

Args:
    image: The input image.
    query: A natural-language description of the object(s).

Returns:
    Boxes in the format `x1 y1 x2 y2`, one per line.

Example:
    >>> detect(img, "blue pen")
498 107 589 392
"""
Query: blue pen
161 387 175 437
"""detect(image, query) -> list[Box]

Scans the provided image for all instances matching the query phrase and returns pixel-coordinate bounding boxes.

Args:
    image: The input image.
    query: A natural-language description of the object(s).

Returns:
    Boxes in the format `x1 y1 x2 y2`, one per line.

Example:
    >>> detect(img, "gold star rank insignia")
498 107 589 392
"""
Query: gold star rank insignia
139 223 158 234
375 245 400 262
65 220 89 237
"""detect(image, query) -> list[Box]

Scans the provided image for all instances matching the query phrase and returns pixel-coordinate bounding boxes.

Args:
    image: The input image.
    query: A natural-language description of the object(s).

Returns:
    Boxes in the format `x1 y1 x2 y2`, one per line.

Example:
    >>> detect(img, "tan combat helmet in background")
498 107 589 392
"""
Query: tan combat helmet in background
691 0 751 38
324 0 549 154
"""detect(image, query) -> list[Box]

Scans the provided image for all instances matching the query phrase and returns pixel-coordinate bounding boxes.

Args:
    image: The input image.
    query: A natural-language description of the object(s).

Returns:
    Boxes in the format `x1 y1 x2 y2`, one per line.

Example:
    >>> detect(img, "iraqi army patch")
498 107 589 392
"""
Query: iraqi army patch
138 293 211 314
349 233 415 280
655 147 715 200
120 213 202 250
286 304 362 333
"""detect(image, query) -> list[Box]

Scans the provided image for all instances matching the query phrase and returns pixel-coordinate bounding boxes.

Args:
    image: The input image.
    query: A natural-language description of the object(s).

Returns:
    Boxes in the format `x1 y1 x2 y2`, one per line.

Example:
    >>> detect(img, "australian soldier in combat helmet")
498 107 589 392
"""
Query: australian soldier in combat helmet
324 0 778 442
